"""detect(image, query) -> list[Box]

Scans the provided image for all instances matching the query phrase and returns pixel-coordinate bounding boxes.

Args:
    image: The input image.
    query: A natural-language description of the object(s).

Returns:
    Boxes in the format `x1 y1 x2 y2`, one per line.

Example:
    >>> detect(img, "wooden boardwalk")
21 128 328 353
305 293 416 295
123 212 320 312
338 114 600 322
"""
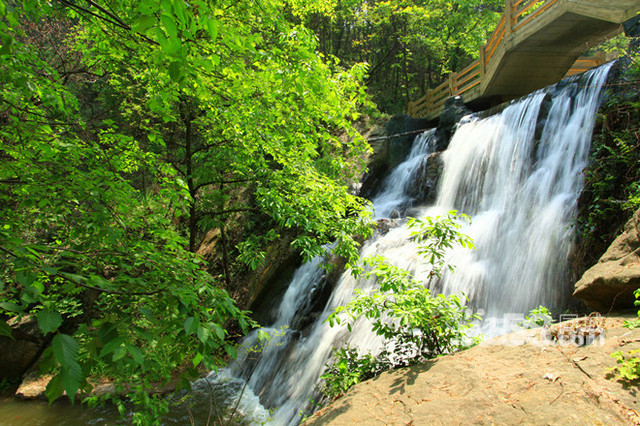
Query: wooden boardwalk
407 0 640 120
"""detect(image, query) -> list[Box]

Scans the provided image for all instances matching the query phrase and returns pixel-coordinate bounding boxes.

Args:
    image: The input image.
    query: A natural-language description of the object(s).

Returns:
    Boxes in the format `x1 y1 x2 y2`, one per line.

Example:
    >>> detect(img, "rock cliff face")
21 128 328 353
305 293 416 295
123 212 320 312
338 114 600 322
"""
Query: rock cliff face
359 115 431 199
574 208 640 311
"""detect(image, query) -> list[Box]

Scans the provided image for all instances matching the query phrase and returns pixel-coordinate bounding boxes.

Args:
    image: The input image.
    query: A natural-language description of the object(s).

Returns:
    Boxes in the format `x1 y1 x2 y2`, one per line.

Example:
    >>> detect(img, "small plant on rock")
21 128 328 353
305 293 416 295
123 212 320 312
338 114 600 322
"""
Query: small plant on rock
319 346 387 399
609 350 640 382
518 305 554 329
609 289 640 385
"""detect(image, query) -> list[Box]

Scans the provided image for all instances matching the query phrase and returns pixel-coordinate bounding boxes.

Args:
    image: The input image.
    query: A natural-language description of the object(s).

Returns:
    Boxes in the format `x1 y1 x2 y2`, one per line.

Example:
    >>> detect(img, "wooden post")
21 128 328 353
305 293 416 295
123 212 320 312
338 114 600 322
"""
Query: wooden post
505 0 513 35
448 72 457 96
426 89 432 113
479 45 486 78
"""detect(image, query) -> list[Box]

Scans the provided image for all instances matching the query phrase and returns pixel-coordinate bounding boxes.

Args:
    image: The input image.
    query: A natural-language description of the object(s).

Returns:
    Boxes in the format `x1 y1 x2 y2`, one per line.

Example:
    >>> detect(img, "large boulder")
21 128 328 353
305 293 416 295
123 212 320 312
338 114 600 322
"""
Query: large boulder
573 208 640 311
0 316 49 383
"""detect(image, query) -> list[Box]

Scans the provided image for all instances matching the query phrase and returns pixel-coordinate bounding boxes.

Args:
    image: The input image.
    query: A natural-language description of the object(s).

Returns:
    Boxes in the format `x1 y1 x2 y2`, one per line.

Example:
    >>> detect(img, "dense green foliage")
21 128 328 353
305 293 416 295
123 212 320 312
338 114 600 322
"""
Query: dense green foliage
0 0 375 421
576 54 640 267
301 0 502 112
321 211 479 399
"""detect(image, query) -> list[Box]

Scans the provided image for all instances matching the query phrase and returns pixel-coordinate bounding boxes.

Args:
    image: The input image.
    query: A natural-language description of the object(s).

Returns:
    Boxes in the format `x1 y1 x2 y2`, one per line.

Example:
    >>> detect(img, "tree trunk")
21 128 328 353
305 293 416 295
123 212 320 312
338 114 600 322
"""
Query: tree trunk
182 102 198 253
219 182 231 288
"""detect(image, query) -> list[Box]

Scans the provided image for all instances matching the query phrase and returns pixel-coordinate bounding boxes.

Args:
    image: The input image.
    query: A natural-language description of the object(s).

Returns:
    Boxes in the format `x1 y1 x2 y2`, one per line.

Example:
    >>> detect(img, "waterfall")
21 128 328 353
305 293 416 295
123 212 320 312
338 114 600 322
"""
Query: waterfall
204 64 612 425
372 130 437 218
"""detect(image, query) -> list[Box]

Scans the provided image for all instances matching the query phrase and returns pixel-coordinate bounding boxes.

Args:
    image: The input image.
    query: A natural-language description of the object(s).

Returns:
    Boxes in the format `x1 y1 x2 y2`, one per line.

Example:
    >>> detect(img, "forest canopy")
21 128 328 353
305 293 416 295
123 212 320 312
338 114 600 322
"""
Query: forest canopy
303 0 502 112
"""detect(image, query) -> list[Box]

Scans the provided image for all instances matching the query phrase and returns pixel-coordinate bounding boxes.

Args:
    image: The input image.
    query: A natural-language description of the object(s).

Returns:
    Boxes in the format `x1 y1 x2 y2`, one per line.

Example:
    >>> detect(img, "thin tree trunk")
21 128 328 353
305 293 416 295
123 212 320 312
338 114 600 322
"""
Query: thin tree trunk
219 182 231 288
183 102 198 253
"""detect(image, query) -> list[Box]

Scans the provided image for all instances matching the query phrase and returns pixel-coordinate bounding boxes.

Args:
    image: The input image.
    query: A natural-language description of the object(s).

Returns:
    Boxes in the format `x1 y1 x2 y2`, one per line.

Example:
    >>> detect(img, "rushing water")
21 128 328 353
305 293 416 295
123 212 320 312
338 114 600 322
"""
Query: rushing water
210 63 613 425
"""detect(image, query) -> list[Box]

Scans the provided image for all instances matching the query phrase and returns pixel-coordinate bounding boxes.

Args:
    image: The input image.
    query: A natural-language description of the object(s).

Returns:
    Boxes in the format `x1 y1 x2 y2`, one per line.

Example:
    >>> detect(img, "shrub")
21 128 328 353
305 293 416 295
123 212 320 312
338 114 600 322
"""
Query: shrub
321 211 480 399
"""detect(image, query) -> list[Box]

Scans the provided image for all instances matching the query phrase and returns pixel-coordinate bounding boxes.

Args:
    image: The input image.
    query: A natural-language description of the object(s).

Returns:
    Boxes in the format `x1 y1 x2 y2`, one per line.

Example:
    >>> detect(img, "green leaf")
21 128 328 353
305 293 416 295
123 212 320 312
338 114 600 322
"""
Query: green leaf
169 61 182 82
127 344 144 366
133 14 155 33
196 325 210 344
43 267 58 276
0 301 21 313
0 34 13 56
192 352 204 367
45 372 65 403
52 334 79 369
37 310 63 335
206 19 218 42
99 336 125 358
112 345 127 362
16 270 37 287
211 323 225 340
184 316 198 334
225 344 237 359
51 334 82 402
0 321 12 339
160 13 178 38
61 273 87 285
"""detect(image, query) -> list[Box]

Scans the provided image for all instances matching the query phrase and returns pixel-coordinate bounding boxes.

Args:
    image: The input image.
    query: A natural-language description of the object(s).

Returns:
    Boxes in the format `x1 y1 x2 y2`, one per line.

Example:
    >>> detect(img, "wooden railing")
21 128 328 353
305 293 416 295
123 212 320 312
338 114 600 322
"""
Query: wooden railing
565 52 610 77
407 0 585 118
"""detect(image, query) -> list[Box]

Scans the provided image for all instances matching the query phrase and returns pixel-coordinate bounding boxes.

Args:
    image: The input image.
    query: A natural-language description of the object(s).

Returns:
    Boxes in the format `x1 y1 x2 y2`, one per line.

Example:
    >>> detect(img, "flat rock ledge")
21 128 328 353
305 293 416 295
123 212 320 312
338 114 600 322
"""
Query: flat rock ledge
305 315 640 425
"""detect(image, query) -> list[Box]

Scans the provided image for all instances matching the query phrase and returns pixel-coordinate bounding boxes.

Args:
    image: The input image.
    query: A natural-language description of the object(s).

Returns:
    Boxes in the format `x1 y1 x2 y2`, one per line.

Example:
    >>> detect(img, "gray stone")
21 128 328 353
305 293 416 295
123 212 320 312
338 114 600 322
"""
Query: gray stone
574 208 640 311
435 96 471 151
359 115 429 199
407 151 444 205
0 316 48 382
624 14 640 51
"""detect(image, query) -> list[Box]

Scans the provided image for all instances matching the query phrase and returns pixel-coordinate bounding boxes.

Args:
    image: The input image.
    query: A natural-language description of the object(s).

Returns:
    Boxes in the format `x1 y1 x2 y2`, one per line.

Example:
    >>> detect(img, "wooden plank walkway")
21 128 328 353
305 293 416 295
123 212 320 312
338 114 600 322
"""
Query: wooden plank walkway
407 0 640 120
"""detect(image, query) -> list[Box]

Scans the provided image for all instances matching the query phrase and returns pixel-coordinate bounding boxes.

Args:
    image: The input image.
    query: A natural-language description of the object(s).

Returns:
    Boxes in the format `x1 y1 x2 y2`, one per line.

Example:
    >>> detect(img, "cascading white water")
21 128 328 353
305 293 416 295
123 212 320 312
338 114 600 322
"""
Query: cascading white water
205 64 612 425
372 130 437 218
434 64 612 323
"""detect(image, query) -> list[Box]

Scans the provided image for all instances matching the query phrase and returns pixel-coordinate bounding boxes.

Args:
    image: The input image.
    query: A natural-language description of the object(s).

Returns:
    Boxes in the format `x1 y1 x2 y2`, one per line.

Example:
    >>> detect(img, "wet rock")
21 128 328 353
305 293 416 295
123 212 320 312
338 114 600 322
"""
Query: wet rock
624 14 640 51
435 96 471 151
291 274 332 333
407 151 444 205
360 115 430 199
375 218 401 235
245 242 302 325
359 125 390 199
573 208 640 311
602 55 639 104
0 316 49 383
15 371 53 400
